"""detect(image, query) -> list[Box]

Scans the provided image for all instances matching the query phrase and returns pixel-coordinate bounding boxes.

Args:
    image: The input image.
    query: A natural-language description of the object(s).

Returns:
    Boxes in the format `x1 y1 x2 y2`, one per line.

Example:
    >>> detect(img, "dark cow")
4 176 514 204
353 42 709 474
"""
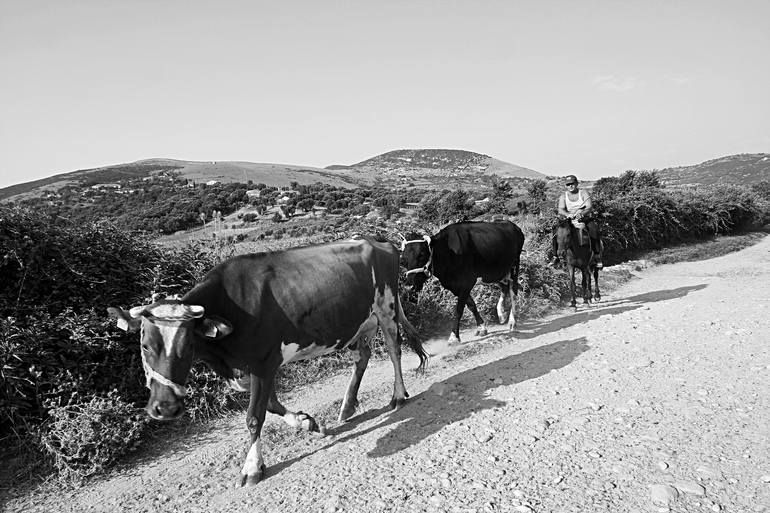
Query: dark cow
108 237 427 486
400 220 525 344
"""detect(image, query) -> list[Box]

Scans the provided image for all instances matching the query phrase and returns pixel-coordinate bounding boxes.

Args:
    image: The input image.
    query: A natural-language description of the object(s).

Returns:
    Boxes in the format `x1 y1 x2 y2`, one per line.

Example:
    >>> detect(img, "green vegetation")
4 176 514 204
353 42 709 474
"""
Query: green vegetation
1 167 768 485
588 171 769 264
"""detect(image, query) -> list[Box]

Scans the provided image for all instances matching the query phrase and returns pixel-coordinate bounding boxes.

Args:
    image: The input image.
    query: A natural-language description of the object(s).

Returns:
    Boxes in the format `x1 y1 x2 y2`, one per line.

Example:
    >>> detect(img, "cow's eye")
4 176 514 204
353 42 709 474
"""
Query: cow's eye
141 344 151 353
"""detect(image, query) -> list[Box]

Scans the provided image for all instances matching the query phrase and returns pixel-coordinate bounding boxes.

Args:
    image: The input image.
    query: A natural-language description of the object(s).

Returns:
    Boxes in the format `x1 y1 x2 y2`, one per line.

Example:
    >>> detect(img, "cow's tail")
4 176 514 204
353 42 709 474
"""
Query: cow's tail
397 298 429 373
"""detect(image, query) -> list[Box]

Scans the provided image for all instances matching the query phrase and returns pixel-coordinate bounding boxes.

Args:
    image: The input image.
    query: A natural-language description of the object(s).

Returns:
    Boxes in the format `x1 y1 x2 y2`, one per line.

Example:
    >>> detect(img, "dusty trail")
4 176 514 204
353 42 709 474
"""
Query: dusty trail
5 236 770 513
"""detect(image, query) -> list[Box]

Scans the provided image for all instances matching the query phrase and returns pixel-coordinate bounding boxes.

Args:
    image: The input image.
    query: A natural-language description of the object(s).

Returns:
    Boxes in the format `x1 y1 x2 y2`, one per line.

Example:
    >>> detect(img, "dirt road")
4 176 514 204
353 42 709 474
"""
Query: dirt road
6 236 770 513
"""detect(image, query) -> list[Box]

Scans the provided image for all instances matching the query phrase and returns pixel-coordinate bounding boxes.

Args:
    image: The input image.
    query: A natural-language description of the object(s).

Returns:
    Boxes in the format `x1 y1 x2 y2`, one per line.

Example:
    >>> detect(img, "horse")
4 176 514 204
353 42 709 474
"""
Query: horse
554 218 601 308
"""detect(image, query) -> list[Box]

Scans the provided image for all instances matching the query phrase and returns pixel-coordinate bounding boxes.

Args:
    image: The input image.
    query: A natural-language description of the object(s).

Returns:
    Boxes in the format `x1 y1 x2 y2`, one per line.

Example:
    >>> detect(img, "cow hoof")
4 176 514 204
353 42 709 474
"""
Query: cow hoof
338 406 356 423
447 333 461 346
240 464 267 486
296 411 322 433
475 327 487 336
389 396 407 410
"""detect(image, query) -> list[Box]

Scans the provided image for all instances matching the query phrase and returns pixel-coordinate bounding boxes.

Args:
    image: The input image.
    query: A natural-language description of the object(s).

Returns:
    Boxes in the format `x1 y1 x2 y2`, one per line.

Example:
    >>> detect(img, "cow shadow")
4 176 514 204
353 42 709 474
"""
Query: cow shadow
512 284 707 341
264 286 705 478
268 337 589 475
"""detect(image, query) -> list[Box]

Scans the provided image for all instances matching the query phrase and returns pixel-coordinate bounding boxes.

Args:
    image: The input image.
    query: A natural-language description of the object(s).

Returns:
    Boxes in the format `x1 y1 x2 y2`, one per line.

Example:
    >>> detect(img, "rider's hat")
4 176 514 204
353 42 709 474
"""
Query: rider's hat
564 175 578 185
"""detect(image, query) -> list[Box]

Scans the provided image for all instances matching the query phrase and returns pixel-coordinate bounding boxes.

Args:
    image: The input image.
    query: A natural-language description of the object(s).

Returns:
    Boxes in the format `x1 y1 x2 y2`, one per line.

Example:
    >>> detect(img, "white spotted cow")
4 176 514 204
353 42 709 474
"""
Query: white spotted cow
108 237 427 485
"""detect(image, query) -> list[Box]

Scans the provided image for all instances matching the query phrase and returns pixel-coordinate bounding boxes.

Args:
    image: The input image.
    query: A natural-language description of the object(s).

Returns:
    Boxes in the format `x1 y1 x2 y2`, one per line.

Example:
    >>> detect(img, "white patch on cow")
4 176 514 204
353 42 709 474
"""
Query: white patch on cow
280 342 336 365
350 347 361 363
155 323 187 357
241 440 263 477
371 268 397 322
507 308 518 331
496 295 506 324
280 411 316 431
148 303 204 320
227 375 250 392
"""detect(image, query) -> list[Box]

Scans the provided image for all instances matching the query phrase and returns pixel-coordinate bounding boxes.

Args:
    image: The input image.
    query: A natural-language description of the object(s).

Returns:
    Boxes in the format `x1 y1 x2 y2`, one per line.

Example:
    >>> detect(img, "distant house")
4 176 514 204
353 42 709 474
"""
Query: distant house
245 190 261 199
90 183 120 190
206 180 220 186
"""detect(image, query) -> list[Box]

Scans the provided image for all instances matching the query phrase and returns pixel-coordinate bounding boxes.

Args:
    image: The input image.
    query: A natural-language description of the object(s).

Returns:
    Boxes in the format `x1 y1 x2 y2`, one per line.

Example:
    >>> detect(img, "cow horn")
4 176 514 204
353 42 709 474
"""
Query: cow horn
129 305 151 318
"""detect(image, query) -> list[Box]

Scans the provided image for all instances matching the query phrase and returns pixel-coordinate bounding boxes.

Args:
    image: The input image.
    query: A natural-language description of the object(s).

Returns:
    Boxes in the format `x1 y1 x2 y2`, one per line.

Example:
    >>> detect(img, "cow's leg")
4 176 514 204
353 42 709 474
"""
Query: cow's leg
506 273 518 333
496 279 509 325
267 388 325 435
376 314 410 410
465 296 487 336
338 332 374 421
240 363 278 486
449 290 470 344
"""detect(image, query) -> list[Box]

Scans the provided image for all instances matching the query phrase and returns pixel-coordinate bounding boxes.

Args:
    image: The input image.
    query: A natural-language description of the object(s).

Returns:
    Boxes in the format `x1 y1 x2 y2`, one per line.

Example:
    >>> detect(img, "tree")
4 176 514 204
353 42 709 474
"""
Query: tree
525 179 547 214
488 177 513 214
297 198 315 214
418 190 472 224
593 170 662 198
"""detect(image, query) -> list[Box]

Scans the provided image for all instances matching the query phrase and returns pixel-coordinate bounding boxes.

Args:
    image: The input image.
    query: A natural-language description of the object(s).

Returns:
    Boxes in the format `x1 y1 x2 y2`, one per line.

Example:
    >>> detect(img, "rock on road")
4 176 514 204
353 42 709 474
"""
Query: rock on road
6 236 770 513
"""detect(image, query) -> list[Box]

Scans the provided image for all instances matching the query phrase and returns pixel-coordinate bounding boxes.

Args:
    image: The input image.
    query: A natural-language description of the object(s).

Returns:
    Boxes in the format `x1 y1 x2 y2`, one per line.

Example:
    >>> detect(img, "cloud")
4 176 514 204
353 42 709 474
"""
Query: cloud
666 75 691 85
592 75 643 92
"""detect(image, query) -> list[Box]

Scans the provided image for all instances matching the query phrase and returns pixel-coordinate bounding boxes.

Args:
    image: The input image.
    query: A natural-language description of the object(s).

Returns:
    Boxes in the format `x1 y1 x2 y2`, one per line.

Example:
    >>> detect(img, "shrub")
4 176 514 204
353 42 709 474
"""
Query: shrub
0 207 241 480
40 390 148 482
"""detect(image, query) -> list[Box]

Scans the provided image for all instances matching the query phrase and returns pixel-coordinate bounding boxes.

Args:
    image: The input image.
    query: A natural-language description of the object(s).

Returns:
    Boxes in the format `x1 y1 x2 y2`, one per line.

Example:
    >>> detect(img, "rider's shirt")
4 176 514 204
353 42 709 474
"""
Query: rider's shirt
564 190 586 216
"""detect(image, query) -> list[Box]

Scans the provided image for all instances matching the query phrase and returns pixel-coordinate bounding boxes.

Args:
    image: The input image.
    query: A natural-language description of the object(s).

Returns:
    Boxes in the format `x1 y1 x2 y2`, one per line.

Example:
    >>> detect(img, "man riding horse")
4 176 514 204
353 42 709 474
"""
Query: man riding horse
549 175 603 268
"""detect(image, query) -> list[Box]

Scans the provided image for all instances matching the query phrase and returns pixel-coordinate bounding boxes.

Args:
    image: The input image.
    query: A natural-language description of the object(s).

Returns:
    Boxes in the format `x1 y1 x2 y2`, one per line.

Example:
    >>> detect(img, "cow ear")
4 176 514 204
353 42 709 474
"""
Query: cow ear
107 307 142 333
447 230 465 255
197 316 234 340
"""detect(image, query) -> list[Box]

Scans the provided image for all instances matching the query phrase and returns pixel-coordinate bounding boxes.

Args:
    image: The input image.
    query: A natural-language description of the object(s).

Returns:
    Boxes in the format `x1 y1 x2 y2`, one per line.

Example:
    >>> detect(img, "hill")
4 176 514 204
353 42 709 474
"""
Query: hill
657 153 770 187
0 159 357 203
326 149 545 187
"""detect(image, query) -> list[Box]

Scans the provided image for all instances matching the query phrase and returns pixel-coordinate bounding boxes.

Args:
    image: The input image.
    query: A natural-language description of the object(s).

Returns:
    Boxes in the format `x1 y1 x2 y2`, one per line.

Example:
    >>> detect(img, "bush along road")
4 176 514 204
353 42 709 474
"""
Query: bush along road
5 236 770 513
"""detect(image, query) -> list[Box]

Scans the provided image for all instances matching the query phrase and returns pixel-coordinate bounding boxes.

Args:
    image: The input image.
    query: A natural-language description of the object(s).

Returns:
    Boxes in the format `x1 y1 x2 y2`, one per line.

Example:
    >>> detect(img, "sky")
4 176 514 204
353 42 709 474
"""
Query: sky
1 0 769 189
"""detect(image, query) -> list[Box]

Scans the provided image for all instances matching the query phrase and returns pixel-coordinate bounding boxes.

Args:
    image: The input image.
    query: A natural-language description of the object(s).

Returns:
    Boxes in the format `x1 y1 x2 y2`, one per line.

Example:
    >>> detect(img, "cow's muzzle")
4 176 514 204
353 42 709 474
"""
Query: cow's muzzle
147 398 184 420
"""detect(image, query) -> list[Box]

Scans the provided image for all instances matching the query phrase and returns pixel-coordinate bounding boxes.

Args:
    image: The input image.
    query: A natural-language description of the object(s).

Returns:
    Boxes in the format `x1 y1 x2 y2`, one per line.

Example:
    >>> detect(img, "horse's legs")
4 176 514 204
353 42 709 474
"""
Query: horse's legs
569 265 577 308
583 267 592 304
593 265 601 301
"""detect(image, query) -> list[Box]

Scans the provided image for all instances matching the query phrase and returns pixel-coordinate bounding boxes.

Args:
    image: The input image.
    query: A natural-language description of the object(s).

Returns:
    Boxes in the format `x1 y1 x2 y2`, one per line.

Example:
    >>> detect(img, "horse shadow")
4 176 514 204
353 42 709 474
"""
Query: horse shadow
267 337 589 475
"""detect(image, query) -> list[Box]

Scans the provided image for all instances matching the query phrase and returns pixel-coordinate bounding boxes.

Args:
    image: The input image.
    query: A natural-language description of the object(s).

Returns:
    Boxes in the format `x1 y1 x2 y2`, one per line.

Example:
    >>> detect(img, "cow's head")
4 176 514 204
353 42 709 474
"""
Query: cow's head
108 301 232 421
399 232 432 298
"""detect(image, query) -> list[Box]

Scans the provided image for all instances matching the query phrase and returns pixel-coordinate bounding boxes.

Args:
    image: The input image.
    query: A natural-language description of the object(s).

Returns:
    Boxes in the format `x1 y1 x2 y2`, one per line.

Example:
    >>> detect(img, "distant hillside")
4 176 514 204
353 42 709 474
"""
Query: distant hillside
0 159 357 203
0 150 544 203
657 153 770 187
325 149 545 187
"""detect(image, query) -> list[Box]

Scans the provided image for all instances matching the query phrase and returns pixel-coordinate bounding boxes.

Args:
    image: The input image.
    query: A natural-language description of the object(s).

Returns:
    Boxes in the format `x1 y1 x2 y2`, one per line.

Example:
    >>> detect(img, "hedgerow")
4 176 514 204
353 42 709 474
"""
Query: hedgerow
0 207 239 481
1 176 767 482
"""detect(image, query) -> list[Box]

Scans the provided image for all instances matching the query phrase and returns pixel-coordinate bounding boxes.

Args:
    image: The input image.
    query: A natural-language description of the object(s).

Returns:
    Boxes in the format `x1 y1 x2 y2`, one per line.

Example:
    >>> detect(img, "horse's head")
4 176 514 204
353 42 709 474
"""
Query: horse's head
554 218 575 258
